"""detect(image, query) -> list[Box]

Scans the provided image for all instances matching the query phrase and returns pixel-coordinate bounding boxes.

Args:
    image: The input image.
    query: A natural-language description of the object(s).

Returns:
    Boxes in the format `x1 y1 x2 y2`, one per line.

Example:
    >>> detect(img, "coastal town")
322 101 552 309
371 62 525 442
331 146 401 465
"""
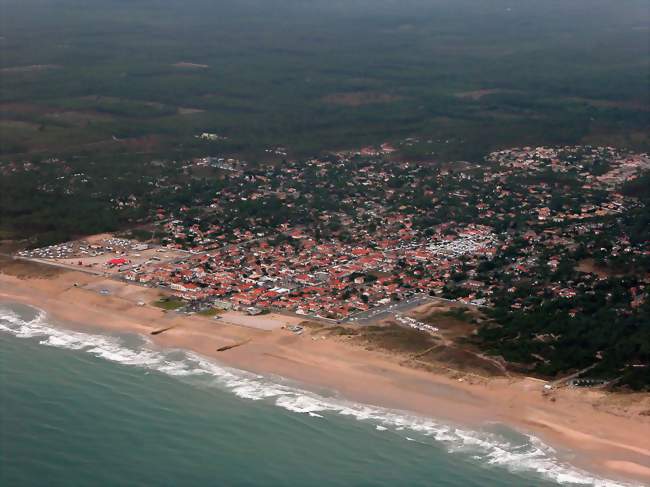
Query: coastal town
13 144 649 326
8 140 649 394
4 3 650 486
3 141 650 481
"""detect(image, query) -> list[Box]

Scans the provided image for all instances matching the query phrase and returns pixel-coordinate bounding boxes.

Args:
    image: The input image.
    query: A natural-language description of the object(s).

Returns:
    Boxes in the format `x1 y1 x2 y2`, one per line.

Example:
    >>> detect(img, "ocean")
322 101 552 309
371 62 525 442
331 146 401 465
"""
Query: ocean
0 302 635 487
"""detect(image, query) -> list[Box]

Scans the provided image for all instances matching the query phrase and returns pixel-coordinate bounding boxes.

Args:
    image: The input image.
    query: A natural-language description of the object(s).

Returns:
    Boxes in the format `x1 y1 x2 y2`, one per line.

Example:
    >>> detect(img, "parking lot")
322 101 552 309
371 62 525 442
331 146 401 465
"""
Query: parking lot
17 234 186 275
343 294 435 325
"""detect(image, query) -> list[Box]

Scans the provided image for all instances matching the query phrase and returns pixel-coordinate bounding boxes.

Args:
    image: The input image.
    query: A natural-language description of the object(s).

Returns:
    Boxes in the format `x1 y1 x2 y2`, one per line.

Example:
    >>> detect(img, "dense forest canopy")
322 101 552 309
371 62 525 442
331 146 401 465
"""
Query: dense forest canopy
0 0 648 160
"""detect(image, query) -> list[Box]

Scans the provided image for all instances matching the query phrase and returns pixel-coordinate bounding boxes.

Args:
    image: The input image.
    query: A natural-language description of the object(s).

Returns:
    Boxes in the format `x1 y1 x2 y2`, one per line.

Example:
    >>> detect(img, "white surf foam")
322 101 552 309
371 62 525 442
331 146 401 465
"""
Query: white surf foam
0 305 640 487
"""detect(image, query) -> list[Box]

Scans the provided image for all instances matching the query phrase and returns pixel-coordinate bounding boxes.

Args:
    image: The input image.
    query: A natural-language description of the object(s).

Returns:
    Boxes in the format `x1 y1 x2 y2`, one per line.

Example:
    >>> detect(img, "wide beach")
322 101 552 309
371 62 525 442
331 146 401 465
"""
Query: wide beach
1 265 649 485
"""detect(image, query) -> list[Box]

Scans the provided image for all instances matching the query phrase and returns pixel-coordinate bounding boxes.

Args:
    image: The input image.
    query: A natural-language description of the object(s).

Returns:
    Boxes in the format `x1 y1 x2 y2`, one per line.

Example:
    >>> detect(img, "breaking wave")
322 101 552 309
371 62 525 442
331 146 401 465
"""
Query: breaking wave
0 304 639 487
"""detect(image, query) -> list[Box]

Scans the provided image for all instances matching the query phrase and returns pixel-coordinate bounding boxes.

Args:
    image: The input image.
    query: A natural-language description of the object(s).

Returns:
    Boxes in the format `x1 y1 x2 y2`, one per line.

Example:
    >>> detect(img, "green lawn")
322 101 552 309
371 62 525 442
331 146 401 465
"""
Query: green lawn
197 308 223 317
152 297 185 311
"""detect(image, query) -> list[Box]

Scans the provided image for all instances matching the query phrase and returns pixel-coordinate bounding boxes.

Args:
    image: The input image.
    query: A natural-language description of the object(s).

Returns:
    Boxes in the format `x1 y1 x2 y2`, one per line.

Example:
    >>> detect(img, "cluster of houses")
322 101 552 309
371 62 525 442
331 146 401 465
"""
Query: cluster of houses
124 223 500 319
17 143 648 323
117 144 649 319
483 146 649 225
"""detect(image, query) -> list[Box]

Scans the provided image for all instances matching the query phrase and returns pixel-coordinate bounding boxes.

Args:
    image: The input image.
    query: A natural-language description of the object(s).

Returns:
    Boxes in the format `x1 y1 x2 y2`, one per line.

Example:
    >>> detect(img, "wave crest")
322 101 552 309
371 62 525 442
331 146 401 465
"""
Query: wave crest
0 305 638 487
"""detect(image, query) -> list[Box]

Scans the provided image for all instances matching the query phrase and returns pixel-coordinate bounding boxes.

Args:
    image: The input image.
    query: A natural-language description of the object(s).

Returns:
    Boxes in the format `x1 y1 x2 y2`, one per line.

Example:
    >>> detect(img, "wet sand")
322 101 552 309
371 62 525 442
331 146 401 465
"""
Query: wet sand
1 269 649 485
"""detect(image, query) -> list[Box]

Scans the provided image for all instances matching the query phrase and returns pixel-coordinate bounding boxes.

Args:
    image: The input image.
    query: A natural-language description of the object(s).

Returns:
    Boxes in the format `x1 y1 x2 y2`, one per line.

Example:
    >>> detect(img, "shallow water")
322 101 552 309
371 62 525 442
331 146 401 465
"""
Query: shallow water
0 302 635 486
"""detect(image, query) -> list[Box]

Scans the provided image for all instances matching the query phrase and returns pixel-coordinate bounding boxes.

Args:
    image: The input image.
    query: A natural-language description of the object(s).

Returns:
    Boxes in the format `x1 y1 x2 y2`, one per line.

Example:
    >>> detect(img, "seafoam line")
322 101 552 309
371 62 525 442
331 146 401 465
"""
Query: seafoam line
0 305 639 487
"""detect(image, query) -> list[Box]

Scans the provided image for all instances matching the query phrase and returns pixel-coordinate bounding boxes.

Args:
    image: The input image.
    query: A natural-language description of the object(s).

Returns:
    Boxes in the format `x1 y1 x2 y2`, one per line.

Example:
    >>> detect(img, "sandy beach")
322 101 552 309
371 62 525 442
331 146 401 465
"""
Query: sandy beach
1 267 649 485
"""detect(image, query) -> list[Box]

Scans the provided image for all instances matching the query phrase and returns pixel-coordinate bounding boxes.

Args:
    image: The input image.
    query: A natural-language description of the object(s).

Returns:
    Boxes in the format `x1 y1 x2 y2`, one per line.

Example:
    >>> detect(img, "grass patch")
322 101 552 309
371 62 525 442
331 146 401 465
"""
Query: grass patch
0 228 16 240
363 324 435 353
325 325 360 336
345 323 436 354
0 255 64 279
152 296 184 310
115 228 156 242
441 307 473 322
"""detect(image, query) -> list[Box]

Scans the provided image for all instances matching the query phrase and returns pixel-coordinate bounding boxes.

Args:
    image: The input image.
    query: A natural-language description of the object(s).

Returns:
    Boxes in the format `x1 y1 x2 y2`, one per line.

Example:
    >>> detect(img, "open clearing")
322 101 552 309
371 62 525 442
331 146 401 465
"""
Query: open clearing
454 89 510 100
219 311 303 331
172 62 209 69
322 91 403 107
0 64 61 74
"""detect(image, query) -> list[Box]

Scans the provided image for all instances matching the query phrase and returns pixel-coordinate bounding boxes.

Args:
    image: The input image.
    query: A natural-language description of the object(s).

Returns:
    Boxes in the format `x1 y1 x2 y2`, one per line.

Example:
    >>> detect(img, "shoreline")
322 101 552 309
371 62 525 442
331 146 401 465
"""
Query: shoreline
1 269 649 485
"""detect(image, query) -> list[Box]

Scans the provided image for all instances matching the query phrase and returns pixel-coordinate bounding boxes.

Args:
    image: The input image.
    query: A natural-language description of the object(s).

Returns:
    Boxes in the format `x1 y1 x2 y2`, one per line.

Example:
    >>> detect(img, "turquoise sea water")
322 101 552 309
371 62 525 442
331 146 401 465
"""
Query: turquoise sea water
0 302 636 487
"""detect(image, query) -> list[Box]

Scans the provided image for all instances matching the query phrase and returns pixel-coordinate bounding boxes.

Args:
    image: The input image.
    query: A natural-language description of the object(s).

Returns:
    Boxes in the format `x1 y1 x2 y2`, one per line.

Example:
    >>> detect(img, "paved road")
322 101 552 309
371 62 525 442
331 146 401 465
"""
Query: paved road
343 294 435 325
549 363 599 388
